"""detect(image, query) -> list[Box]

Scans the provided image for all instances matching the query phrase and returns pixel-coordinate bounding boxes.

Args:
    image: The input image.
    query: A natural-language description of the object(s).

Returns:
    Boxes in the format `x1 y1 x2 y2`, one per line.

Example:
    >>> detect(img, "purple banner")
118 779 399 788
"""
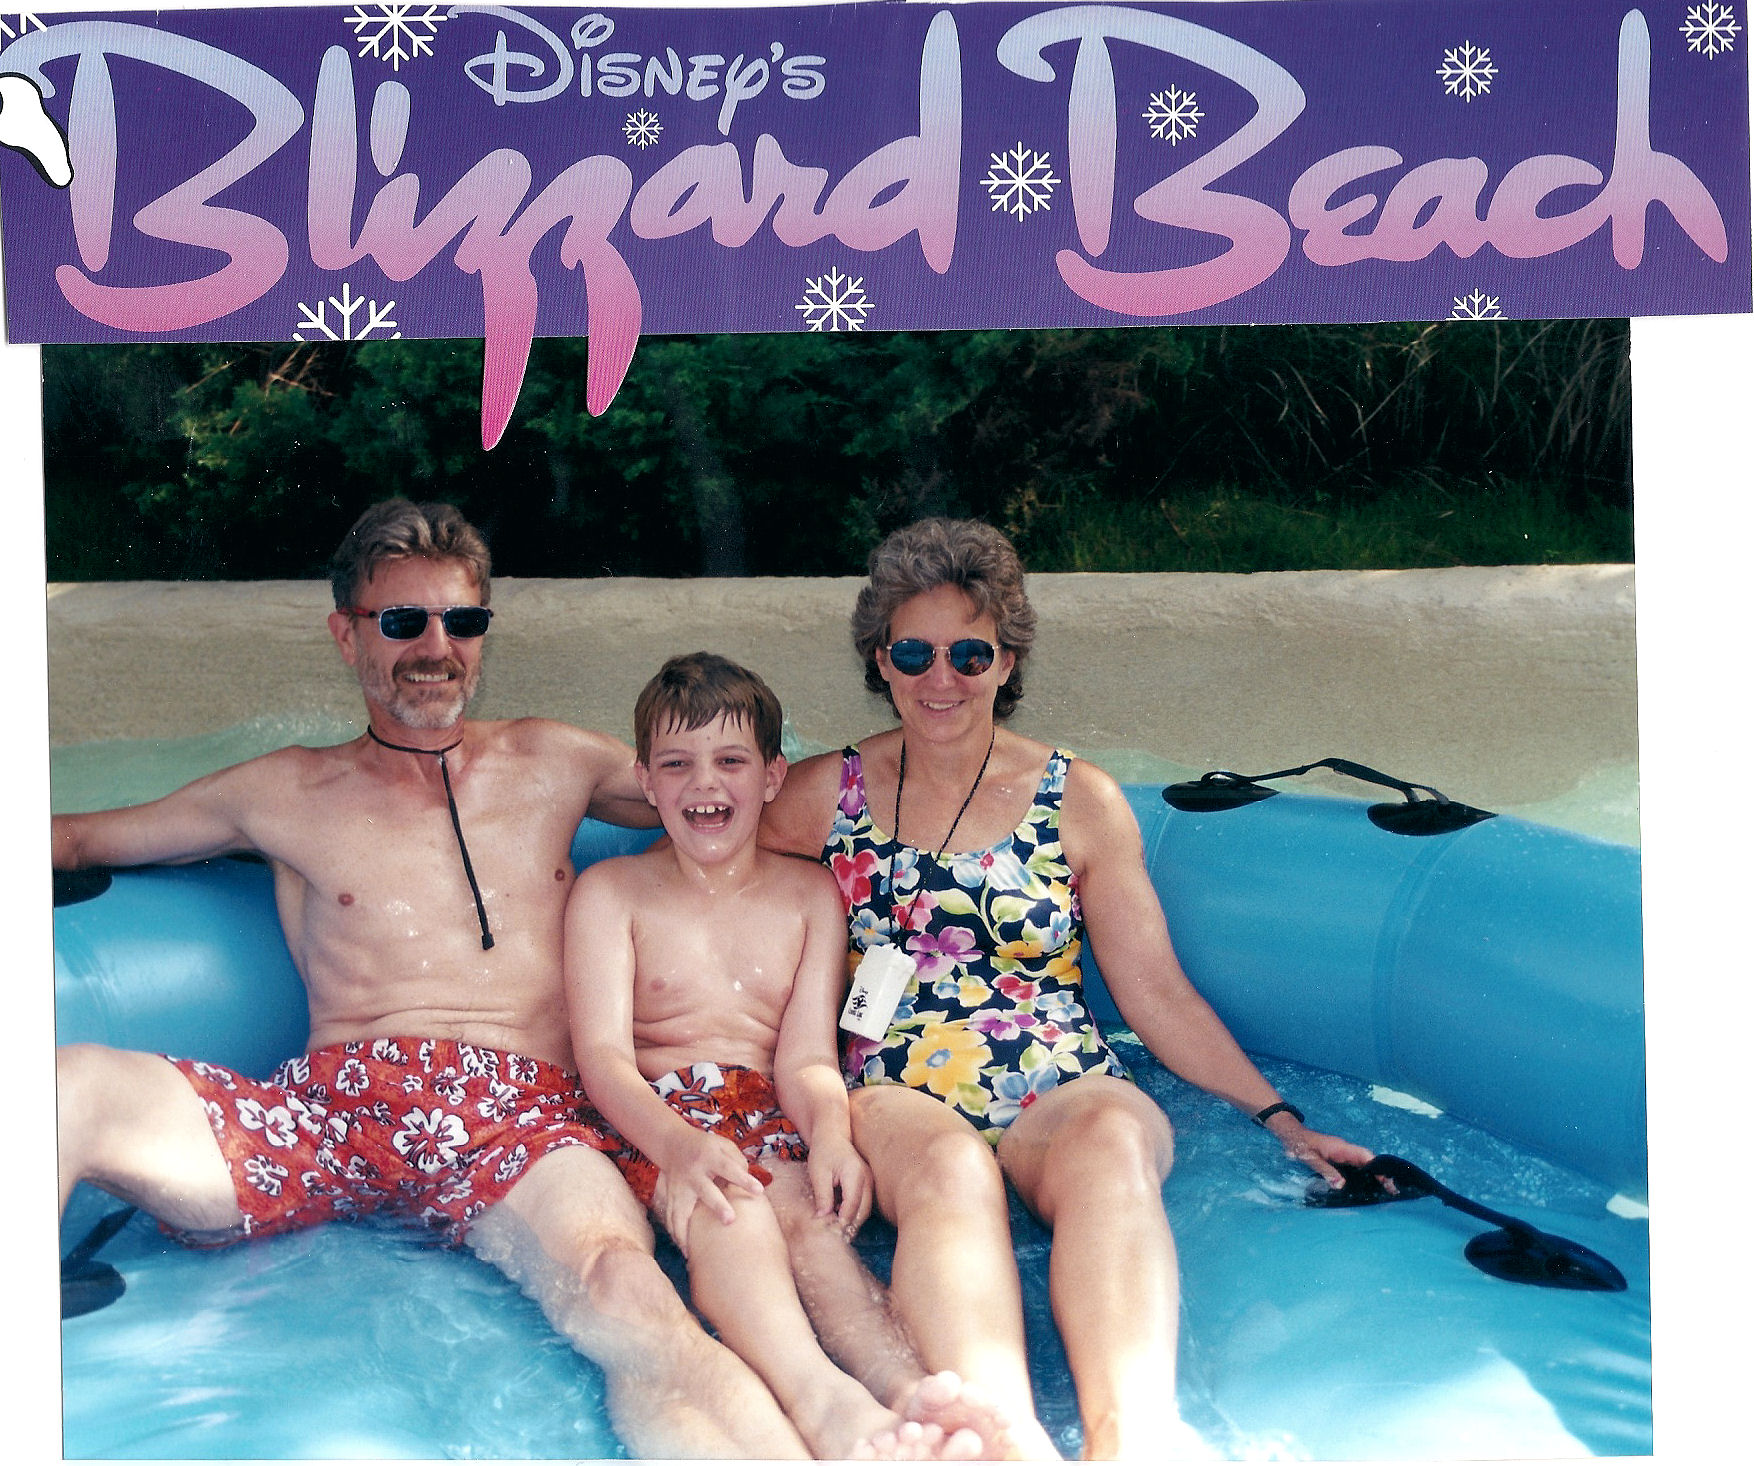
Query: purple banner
1 2 1749 445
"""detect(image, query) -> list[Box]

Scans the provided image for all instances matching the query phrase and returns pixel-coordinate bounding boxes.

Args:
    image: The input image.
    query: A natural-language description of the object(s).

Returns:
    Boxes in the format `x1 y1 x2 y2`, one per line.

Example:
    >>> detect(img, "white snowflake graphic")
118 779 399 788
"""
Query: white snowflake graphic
345 4 447 72
0 13 47 42
1143 86 1203 144
1449 289 1504 321
624 109 663 148
495 1143 531 1184
981 143 1061 220
294 281 402 341
1682 3 1740 56
1437 41 1497 101
476 1080 522 1122
795 267 874 332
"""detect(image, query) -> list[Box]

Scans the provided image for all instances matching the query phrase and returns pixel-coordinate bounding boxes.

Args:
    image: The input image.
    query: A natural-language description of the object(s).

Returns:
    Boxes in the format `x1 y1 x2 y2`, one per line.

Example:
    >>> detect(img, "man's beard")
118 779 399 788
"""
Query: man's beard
361 655 483 730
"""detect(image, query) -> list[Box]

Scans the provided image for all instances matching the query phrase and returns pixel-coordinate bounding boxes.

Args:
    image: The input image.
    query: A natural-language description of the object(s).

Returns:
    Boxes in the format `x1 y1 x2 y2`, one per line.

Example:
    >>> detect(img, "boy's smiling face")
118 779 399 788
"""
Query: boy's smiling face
636 712 786 863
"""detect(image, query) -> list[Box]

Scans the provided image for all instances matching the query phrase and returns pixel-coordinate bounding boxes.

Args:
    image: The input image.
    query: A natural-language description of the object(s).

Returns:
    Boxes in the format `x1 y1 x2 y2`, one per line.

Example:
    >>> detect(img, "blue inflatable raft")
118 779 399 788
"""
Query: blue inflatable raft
55 776 1650 1459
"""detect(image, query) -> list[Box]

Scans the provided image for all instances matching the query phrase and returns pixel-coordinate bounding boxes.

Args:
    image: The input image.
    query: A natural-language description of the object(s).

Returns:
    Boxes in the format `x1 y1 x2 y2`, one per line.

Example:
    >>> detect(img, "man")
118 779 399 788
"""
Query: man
53 499 815 1459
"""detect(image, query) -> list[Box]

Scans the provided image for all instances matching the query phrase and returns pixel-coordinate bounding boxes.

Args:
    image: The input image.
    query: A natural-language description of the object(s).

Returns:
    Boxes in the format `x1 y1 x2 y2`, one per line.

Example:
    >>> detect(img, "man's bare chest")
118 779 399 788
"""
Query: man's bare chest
266 775 579 914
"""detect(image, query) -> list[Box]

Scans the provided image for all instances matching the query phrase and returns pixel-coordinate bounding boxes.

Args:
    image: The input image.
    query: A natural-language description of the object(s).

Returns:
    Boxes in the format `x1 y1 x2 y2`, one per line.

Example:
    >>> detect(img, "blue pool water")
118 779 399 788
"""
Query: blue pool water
60 1040 1650 1459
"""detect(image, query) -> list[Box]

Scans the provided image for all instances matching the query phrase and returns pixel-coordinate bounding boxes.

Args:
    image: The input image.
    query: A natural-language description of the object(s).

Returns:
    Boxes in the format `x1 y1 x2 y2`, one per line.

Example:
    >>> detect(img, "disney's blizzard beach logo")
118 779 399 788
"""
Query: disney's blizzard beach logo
0 6 1735 449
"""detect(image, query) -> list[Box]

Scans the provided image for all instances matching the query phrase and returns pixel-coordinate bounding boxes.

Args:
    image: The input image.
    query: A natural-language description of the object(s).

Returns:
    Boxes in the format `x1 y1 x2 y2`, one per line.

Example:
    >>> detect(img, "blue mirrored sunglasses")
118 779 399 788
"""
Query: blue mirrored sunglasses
885 637 997 676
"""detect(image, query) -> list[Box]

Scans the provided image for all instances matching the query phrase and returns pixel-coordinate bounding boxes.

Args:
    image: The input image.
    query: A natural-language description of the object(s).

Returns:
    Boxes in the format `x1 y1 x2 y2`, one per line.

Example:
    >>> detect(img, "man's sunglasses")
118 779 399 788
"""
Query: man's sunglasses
349 604 494 640
885 637 997 677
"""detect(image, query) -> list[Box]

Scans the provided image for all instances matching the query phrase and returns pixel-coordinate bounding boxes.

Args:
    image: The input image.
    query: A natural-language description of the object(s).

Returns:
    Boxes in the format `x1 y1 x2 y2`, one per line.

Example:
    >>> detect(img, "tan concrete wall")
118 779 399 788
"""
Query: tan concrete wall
47 566 1635 817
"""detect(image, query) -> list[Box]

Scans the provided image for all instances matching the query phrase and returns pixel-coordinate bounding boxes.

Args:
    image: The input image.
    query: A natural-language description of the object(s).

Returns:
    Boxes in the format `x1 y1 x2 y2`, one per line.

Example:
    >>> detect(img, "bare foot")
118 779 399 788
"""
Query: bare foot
853 1417 984 1461
897 1370 1036 1459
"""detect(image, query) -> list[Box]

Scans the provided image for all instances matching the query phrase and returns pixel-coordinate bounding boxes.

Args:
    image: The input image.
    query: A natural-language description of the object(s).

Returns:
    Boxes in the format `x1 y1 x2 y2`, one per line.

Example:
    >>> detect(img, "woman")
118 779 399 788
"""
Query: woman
764 518 1373 1460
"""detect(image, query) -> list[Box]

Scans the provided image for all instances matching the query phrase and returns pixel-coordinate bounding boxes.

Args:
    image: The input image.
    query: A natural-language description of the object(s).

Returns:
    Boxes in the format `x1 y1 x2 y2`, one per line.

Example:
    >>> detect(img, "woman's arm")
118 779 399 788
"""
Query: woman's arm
759 749 845 857
1061 761 1373 1185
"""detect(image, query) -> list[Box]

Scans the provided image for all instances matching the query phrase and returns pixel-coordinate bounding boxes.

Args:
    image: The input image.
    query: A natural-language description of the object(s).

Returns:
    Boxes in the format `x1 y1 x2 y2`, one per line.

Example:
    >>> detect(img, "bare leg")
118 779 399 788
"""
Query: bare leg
850 1086 1061 1460
767 1159 922 1404
768 1160 1016 1456
682 1178 978 1459
999 1076 1182 1462
469 1145 810 1460
57 1044 242 1229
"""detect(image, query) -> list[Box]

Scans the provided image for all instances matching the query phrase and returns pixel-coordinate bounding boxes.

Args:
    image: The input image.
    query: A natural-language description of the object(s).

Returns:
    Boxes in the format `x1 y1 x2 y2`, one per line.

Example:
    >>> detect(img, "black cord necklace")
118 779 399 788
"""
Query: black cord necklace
889 729 996 938
368 727 495 951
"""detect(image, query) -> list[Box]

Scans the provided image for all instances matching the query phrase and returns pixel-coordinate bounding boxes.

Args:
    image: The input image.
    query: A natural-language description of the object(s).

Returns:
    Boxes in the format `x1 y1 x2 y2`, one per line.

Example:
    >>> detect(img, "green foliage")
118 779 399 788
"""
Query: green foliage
42 320 1631 580
1019 474 1631 573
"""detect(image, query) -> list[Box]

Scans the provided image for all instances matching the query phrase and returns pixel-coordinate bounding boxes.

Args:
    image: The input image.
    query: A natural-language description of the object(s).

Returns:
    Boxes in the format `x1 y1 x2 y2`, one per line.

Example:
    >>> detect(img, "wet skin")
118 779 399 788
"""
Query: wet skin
763 583 1377 1458
50 559 837 1459
55 557 649 1068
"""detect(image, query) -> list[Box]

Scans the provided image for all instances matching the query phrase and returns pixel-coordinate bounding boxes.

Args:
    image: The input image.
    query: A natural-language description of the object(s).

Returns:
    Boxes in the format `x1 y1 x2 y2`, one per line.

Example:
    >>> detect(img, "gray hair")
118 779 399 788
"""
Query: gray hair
330 499 491 609
851 518 1036 719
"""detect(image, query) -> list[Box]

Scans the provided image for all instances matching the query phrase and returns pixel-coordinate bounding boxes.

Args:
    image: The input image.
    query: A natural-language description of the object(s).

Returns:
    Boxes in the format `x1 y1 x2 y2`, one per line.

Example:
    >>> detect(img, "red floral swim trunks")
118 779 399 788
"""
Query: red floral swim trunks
171 1037 614 1246
599 1061 807 1208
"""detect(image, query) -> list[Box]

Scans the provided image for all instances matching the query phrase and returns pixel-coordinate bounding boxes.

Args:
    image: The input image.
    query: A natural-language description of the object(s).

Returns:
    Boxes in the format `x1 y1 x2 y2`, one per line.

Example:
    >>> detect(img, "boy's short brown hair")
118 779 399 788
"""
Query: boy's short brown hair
633 652 784 765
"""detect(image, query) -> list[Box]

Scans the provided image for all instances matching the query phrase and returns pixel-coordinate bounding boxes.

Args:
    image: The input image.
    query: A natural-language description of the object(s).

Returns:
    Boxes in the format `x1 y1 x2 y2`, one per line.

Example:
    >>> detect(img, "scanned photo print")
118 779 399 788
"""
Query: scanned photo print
5 2 1750 1459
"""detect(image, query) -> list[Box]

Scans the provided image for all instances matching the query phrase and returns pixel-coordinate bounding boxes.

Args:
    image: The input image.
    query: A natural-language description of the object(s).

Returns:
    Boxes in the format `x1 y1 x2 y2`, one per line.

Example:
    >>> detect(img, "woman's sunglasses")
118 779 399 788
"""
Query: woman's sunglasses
350 604 494 640
884 637 997 677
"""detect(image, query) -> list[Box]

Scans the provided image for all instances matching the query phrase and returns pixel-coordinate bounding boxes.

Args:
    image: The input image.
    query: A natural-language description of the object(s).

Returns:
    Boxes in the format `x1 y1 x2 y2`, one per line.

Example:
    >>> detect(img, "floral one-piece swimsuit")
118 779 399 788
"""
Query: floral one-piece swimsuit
822 746 1127 1141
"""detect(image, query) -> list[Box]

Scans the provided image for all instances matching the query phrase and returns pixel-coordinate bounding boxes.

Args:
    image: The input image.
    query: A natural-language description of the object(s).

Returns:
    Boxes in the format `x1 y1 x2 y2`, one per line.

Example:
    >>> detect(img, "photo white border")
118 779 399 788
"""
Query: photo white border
5 2 1749 1458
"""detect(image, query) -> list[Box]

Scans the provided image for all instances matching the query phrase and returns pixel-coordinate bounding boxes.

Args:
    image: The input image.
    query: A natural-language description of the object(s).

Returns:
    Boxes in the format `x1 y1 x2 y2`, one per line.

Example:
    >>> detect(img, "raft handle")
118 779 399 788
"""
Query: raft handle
1308 1155 1626 1291
1164 757 1496 835
61 1205 137 1318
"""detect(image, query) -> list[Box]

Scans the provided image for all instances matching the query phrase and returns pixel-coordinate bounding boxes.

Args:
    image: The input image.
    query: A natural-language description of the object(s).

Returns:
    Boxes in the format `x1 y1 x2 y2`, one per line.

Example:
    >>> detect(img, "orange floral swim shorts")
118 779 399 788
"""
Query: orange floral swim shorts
596 1061 807 1209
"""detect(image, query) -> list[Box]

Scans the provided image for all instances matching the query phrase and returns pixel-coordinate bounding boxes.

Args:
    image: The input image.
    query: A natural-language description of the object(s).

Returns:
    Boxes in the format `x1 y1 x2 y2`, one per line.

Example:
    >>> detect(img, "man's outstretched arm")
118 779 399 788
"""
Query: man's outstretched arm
560 726 659 830
53 762 262 870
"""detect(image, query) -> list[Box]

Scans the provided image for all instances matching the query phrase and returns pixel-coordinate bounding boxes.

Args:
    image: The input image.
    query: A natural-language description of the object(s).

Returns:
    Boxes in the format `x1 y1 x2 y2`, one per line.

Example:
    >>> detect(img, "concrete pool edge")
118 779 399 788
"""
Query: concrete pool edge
47 565 1637 831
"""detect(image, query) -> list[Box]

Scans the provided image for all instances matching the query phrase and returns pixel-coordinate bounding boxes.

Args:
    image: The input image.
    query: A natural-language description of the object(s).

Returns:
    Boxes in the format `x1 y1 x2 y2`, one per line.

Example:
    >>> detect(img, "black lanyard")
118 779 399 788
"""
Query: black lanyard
368 728 495 951
885 730 995 938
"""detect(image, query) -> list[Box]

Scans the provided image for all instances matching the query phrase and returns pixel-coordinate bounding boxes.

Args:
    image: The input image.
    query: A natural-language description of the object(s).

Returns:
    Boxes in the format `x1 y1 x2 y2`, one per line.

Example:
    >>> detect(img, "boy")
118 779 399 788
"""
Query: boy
566 653 994 1461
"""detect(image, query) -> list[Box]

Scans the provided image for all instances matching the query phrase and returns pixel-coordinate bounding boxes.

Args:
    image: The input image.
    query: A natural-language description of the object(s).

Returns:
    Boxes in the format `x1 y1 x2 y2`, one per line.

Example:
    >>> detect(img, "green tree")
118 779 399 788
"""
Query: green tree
42 320 1631 580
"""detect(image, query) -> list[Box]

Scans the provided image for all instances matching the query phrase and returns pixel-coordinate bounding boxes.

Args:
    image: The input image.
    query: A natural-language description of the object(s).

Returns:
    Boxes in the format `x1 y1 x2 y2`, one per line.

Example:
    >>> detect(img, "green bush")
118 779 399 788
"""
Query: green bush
42 321 1632 579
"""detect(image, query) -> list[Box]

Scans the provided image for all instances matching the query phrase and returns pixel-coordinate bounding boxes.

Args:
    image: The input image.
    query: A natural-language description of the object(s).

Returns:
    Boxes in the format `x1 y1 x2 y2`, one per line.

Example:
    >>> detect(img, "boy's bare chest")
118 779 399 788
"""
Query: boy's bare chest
630 896 804 1022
